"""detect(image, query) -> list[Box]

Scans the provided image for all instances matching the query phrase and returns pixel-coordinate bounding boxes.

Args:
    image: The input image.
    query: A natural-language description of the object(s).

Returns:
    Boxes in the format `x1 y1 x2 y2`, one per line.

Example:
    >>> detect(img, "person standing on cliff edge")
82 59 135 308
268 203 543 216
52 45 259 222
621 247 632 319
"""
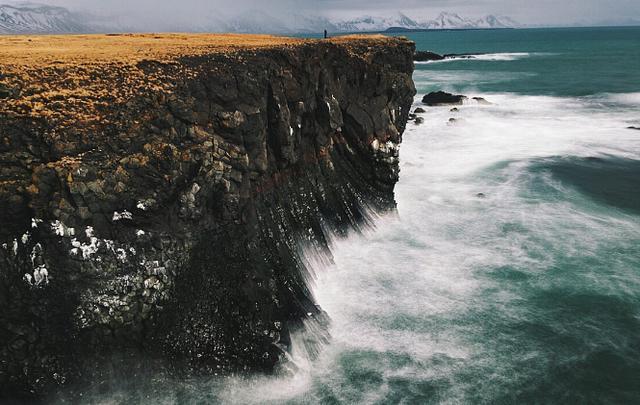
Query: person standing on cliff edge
324 30 328 39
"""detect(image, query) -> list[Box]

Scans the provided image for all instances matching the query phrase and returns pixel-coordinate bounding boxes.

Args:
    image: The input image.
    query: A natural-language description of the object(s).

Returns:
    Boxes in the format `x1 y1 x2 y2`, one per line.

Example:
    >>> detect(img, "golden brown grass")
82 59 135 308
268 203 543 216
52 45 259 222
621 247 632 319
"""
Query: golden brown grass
0 33 392 66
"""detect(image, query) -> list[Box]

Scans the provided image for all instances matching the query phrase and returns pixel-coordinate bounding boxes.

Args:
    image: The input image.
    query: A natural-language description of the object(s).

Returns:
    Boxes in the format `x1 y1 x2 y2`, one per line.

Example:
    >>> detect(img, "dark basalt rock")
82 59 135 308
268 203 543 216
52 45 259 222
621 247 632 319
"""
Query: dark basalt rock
415 117 425 125
422 91 467 106
628 126 640 130
0 39 416 399
0 83 14 99
413 107 426 114
414 51 444 62
450 107 459 112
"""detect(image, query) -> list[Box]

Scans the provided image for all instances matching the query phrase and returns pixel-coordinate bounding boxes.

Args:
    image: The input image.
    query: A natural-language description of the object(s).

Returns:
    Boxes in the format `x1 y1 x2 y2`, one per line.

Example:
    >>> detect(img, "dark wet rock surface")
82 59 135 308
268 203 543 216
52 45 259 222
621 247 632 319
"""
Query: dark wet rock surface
422 91 467 106
413 51 444 62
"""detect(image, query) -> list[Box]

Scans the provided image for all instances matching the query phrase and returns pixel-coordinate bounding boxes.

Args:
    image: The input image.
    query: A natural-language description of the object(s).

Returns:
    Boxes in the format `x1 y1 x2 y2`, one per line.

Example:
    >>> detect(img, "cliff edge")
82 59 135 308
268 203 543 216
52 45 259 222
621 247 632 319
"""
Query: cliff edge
0 33 415 398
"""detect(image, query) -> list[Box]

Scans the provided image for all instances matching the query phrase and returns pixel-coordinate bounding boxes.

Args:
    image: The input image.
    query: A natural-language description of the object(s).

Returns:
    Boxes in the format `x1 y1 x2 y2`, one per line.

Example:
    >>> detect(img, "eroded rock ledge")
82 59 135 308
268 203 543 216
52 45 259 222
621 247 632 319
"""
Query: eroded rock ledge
0 34 415 398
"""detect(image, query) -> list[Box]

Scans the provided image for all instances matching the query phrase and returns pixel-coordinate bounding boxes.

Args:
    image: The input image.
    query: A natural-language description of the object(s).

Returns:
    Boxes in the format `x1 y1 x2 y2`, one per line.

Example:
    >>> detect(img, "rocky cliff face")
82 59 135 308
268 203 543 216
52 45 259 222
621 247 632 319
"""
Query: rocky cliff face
0 34 415 398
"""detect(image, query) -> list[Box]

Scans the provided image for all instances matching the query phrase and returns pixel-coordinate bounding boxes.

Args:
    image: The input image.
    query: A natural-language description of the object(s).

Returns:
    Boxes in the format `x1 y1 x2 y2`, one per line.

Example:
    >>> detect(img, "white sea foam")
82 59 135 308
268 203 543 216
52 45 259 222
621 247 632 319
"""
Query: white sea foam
415 52 551 64
600 91 640 106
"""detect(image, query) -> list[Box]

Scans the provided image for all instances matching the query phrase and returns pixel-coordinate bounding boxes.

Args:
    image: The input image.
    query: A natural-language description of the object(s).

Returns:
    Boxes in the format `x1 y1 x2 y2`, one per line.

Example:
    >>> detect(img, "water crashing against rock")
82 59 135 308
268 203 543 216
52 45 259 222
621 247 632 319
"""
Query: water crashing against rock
0 36 416 398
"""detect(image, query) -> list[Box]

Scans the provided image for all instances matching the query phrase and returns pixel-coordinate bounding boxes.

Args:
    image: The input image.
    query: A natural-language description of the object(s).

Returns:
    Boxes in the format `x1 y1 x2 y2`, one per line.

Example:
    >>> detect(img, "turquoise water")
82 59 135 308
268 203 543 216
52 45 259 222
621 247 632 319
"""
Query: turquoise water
57 27 640 404
408 26 640 96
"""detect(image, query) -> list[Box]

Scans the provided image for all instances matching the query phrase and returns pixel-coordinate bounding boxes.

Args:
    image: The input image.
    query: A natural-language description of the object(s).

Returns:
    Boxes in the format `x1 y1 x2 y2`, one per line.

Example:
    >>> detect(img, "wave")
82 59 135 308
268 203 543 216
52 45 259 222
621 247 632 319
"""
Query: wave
598 92 640 106
415 52 548 64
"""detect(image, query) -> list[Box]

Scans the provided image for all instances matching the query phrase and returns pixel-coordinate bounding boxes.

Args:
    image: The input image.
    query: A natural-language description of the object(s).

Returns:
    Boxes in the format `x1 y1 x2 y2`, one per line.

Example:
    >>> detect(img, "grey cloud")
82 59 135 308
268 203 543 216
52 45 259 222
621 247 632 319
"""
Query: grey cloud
12 0 640 27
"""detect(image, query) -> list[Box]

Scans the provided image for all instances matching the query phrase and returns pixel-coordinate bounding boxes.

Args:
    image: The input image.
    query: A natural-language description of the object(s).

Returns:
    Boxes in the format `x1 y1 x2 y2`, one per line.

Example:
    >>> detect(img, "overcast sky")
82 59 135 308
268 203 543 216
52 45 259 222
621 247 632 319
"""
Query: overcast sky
17 0 640 26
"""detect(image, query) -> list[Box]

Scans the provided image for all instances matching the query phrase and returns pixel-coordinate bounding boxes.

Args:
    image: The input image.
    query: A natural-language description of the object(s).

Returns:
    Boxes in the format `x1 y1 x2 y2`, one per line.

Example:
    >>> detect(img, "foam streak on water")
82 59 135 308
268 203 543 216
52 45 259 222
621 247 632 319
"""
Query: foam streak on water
415 52 547 64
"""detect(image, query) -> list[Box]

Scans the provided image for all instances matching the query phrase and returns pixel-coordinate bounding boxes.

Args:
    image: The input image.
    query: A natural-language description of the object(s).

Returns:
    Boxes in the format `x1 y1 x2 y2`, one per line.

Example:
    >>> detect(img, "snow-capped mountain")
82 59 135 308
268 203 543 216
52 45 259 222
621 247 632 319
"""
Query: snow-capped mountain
328 13 421 33
0 3 89 33
423 12 475 29
473 14 520 29
306 12 520 33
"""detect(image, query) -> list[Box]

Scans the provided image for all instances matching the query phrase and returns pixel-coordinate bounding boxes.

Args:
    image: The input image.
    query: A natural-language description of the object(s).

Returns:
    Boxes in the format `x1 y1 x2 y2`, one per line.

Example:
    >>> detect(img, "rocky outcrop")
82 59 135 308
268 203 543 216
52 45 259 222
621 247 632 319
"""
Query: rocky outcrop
422 91 467 106
414 51 444 62
0 34 416 398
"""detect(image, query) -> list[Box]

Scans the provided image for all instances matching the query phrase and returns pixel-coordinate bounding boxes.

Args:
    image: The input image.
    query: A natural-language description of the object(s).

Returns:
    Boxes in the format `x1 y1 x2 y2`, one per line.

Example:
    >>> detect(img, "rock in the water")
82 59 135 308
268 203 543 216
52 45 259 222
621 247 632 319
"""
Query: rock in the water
415 117 425 125
413 107 426 114
473 97 492 105
414 51 444 62
422 91 467 106
450 107 459 112
628 126 640 130
448 118 458 123
476 193 486 198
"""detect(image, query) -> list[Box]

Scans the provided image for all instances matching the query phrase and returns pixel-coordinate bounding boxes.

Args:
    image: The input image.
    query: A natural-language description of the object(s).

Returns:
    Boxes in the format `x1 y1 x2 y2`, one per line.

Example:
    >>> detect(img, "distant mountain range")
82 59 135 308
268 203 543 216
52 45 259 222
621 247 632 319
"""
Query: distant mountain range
0 3 90 33
0 3 521 34
324 12 520 32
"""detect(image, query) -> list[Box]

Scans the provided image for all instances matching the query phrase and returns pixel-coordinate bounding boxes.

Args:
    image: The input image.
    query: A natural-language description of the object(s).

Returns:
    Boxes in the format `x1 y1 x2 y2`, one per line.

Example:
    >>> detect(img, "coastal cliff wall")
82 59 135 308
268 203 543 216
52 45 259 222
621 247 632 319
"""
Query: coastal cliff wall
0 34 415 397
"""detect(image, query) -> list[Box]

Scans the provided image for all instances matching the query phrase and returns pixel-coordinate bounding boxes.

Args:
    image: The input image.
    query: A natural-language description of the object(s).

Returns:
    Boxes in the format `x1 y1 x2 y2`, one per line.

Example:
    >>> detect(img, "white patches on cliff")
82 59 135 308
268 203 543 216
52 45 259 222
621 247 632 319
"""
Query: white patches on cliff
371 139 380 151
71 236 100 259
112 210 133 221
115 248 128 263
51 220 75 237
22 243 50 287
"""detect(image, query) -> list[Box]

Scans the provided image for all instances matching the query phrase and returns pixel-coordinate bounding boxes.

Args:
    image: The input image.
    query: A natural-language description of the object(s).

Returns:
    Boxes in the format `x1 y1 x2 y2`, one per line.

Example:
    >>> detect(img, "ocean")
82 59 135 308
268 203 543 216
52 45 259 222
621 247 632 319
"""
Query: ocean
56 27 640 404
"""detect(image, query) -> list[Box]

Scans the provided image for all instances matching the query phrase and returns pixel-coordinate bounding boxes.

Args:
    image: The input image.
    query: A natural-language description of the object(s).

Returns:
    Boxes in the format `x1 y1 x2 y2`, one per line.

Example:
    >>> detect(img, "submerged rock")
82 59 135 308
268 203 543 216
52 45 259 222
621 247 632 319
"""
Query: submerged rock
473 97 492 105
415 117 425 125
0 35 416 399
422 91 467 106
628 126 640 130
450 107 459 112
414 107 426 114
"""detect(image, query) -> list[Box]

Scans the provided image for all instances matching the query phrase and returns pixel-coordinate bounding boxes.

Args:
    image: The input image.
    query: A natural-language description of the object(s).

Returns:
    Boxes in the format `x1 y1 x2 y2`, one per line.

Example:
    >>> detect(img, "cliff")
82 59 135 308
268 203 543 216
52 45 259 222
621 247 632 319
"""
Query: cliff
0 33 415 398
